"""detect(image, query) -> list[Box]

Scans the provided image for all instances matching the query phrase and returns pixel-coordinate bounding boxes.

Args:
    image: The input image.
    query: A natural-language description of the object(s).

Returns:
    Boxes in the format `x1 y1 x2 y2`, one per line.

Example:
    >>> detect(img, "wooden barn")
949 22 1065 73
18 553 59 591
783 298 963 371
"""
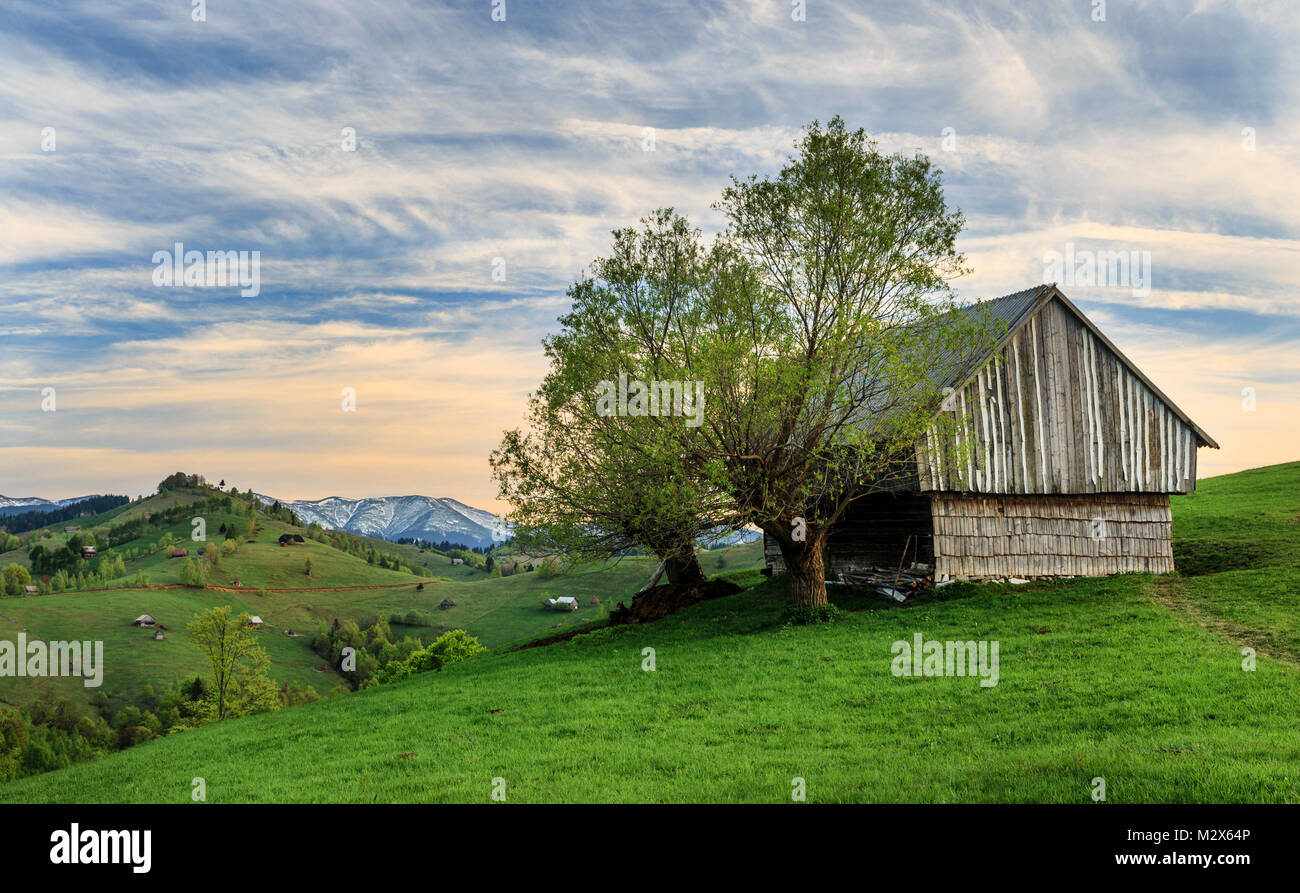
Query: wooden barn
763 284 1218 582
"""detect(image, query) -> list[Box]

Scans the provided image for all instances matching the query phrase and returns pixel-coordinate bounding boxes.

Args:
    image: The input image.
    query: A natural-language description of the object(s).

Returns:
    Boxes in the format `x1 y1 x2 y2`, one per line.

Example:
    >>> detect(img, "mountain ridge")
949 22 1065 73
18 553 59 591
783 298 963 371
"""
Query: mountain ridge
0 494 100 516
254 493 506 548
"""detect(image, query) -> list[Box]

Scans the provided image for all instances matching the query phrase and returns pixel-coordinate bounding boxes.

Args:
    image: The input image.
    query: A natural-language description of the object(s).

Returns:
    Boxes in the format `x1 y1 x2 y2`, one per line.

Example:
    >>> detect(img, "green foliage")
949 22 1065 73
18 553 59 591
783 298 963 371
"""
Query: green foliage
187 605 280 721
373 629 486 685
2 564 32 596
781 603 844 626
180 557 206 588
495 118 991 608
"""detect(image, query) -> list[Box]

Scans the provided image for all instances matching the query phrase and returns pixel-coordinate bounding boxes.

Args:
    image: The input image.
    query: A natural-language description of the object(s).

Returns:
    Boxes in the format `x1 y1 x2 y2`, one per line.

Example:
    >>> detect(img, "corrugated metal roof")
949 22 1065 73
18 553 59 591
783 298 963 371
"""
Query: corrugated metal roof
932 284 1053 388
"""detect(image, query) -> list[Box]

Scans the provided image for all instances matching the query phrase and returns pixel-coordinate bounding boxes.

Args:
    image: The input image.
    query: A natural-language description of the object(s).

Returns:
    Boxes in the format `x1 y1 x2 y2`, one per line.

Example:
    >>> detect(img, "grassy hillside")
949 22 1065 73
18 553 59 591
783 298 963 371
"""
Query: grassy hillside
1166 460 1300 668
0 543 763 708
3 465 1296 804
0 481 765 714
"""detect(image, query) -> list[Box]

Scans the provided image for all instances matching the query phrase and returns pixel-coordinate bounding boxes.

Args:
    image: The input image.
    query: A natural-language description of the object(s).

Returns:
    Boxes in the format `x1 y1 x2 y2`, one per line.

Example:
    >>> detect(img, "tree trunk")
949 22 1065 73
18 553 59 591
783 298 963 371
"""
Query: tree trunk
778 536 828 607
637 560 667 593
664 553 706 586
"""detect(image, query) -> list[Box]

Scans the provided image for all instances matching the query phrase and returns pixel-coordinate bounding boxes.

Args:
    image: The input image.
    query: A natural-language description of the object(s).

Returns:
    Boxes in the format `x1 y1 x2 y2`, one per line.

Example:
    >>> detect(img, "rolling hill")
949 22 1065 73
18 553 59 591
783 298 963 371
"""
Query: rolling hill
0 482 764 716
2 462 1296 803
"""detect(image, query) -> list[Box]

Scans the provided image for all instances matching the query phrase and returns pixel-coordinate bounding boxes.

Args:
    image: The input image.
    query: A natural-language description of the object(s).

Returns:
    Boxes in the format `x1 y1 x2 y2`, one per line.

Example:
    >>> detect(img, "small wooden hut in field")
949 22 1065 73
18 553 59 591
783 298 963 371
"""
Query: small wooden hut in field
763 285 1218 582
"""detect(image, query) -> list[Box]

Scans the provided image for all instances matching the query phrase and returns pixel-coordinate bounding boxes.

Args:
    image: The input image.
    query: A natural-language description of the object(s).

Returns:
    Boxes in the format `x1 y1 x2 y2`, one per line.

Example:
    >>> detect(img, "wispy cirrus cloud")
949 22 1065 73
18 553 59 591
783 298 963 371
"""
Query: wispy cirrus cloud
0 0 1296 506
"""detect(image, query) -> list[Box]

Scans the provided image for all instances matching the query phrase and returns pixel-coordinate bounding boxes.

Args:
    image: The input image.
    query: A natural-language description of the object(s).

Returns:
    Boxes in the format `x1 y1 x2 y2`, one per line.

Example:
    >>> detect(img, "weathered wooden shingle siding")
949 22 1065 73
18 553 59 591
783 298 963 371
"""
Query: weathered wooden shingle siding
930 492 1173 578
917 297 1199 495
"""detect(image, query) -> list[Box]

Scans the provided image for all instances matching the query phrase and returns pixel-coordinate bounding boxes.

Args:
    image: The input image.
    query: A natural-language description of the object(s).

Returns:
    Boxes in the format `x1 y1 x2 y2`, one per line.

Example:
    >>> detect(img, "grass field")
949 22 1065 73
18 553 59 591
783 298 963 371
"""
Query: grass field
0 492 765 710
1 465 1295 803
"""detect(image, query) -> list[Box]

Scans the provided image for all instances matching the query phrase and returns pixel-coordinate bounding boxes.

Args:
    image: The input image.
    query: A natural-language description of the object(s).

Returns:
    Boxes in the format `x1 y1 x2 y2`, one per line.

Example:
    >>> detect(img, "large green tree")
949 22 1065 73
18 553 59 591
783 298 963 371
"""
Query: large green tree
492 210 743 584
513 119 989 608
682 117 988 607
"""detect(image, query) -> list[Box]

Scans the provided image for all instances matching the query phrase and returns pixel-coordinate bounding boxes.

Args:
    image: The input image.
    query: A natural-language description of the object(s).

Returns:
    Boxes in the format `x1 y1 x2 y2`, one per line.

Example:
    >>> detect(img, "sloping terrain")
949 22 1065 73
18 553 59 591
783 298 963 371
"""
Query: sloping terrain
2 465 1296 804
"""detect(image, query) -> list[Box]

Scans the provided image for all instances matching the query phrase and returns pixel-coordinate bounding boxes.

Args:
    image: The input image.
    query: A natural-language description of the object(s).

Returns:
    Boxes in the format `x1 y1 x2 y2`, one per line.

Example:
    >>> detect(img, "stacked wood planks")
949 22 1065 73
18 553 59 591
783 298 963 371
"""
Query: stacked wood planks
839 564 933 601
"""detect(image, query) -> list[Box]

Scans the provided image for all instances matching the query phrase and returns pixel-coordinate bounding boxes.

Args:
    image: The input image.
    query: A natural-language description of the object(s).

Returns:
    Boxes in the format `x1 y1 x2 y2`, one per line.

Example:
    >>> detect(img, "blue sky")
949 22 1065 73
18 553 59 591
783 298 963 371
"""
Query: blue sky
1 0 1297 509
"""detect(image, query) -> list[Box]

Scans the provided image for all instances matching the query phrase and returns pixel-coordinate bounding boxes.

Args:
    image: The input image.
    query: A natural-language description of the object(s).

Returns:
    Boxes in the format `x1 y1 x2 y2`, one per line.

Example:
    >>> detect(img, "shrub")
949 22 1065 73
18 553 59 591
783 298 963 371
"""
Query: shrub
781 603 845 626
180 558 206 588
374 629 486 684
2 564 32 596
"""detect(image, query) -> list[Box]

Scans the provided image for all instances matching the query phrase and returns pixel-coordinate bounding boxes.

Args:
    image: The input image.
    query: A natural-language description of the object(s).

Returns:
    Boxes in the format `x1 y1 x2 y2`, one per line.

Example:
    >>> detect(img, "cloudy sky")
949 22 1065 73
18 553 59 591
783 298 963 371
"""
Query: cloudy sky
1 0 1296 511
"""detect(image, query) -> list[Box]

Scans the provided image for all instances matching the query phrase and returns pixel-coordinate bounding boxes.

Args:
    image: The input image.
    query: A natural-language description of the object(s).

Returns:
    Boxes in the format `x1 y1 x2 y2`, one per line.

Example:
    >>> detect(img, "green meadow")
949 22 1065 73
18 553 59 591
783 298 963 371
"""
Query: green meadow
1 464 1296 803
0 485 763 710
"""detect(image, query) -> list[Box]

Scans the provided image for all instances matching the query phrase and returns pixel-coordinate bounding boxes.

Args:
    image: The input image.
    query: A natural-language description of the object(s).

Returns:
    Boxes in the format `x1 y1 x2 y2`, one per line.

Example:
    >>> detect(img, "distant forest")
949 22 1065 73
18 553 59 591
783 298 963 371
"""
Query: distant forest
0 495 130 533
393 537 488 554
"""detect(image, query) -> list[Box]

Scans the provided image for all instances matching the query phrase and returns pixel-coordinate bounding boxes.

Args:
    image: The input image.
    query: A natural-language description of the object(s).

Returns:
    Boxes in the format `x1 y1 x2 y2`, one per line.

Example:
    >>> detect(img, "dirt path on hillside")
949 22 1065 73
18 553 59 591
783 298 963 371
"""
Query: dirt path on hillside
53 582 426 595
1151 577 1297 667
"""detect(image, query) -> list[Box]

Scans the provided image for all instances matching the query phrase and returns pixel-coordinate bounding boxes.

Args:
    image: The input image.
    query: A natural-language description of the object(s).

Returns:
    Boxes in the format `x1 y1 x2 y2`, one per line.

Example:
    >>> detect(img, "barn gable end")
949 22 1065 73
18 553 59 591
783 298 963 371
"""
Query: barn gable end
916 287 1216 496
761 284 1218 583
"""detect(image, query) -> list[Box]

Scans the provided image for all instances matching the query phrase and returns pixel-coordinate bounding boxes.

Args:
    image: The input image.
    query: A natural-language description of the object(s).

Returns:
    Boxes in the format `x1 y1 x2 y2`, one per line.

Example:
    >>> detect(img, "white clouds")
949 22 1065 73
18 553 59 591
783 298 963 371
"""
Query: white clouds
0 0 1297 498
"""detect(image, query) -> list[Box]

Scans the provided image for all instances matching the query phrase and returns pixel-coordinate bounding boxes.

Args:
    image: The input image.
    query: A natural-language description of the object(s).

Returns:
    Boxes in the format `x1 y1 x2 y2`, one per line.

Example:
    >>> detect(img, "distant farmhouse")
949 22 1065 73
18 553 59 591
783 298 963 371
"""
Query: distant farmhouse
763 285 1218 582
278 533 306 547
169 548 188 558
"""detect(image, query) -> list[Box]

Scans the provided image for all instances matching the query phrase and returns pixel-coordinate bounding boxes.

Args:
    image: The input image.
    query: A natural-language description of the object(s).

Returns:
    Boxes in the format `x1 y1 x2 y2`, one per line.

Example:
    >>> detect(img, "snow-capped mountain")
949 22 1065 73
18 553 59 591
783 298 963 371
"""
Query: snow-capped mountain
0 494 100 516
255 494 507 549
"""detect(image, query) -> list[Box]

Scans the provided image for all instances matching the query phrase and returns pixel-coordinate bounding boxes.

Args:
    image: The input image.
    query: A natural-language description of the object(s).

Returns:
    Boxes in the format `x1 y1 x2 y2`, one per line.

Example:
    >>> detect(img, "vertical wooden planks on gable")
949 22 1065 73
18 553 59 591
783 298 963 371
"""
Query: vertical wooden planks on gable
1117 362 1129 489
1013 333 1030 493
1030 315 1048 493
